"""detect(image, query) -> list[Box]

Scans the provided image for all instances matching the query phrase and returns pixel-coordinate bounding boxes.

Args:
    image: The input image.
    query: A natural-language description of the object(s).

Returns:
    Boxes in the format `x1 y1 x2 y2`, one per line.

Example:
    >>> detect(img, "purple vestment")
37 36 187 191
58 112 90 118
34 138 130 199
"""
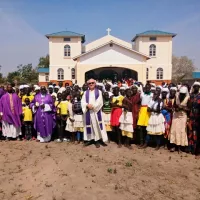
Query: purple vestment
0 88 5 99
0 93 22 127
31 93 55 138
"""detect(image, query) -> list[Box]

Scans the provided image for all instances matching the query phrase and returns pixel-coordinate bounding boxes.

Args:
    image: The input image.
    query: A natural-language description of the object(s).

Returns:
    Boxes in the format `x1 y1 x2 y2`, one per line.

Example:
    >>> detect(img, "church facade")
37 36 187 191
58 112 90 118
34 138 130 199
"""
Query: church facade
38 29 176 86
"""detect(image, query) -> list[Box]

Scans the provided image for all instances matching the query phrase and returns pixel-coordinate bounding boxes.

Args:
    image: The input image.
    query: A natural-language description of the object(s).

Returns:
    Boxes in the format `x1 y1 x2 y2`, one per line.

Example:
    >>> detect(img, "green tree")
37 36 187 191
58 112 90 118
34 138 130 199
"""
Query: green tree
172 55 195 82
17 64 38 84
7 71 21 84
38 54 49 68
6 64 38 85
0 73 6 84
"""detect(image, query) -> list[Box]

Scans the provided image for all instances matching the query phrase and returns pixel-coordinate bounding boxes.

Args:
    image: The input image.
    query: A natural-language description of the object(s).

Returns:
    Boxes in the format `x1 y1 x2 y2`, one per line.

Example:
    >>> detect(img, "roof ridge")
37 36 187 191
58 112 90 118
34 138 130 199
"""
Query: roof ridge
73 40 150 60
137 30 176 35
132 30 177 42
46 30 84 36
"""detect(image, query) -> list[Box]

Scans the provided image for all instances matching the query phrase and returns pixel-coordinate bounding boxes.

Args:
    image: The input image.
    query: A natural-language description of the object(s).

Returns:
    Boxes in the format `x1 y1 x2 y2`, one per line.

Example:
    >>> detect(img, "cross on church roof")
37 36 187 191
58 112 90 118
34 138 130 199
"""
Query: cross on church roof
106 28 111 35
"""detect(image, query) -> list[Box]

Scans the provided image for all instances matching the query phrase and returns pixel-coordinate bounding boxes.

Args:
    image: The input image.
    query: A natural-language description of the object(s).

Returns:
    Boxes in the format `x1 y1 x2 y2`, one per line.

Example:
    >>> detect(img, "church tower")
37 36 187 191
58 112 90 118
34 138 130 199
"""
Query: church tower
45 31 85 85
132 30 176 84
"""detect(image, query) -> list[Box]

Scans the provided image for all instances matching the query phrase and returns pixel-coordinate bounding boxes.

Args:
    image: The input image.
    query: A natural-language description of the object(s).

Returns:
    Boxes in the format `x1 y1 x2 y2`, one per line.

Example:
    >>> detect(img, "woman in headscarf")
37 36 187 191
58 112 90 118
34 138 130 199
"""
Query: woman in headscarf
188 82 200 157
131 85 140 137
161 87 177 147
143 90 165 150
169 86 189 152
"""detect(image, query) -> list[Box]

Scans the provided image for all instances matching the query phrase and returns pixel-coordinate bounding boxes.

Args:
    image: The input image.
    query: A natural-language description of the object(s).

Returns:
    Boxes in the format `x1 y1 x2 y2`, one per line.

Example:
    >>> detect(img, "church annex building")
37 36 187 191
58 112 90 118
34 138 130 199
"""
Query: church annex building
38 29 176 86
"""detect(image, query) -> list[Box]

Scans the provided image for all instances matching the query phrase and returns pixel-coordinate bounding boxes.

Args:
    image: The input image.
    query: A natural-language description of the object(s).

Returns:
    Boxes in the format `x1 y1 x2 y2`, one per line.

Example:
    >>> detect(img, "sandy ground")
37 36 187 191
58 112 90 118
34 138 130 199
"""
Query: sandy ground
0 141 200 200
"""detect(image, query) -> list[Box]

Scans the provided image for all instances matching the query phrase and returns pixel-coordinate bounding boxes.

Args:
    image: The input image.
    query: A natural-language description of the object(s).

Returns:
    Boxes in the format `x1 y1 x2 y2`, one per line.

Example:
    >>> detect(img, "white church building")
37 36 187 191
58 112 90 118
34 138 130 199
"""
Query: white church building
38 29 176 86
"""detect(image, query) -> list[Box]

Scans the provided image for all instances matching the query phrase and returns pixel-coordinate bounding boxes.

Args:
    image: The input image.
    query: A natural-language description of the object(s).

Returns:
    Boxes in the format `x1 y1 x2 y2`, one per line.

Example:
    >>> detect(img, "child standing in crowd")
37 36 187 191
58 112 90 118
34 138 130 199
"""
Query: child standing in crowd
120 88 133 149
102 92 112 141
110 86 124 147
170 86 189 152
54 93 62 142
59 92 70 142
23 98 33 140
143 90 165 150
22 86 34 103
65 100 76 143
105 83 113 97
137 83 153 147
119 87 125 96
72 91 84 143
131 85 140 137
162 87 176 147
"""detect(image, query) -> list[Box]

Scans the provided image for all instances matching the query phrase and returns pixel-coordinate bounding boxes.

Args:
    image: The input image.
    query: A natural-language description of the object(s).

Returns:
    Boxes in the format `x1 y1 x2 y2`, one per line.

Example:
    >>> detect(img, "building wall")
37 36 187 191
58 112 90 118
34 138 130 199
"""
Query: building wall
134 36 173 81
38 73 48 82
46 34 174 85
48 36 81 81
49 37 82 66
49 65 75 81
85 35 132 52
80 44 146 64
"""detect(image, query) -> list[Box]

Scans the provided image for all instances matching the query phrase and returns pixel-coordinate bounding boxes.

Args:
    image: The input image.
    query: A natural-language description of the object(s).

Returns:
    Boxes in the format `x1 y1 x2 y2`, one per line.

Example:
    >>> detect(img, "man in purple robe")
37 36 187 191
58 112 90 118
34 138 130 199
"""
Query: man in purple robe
31 86 55 143
0 84 22 140
0 87 5 99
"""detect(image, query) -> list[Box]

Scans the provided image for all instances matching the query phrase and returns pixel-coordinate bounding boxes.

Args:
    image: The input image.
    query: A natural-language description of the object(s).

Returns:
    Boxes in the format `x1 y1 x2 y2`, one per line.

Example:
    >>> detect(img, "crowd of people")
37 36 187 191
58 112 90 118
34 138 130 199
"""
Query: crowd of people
0 79 200 157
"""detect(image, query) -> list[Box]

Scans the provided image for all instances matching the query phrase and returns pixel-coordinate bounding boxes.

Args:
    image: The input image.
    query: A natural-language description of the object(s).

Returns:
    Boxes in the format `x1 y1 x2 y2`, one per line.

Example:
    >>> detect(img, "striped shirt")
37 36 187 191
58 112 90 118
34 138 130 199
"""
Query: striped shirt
103 101 111 114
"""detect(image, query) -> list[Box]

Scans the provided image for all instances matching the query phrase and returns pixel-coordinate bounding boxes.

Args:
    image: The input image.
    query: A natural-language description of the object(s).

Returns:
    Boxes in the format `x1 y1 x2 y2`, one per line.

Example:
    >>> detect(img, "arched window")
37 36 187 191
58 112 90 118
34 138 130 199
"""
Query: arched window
71 68 75 79
57 68 64 80
149 44 156 57
157 68 163 79
146 68 149 80
64 45 71 57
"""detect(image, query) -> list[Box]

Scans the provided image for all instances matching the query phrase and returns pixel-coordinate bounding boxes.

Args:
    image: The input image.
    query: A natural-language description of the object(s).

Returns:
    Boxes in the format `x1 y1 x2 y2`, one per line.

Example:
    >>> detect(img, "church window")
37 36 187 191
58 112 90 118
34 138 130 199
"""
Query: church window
157 68 163 79
45 73 49 82
71 68 75 79
64 38 71 41
64 45 71 57
149 44 156 57
149 37 157 41
146 68 149 80
57 68 64 80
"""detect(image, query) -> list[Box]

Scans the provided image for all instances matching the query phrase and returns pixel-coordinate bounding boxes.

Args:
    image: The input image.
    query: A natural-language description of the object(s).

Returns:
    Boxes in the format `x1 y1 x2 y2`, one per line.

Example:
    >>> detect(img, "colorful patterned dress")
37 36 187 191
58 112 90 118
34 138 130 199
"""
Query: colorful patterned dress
188 93 200 154
102 101 112 132
170 95 189 146
162 98 175 139
131 93 140 129
110 95 124 126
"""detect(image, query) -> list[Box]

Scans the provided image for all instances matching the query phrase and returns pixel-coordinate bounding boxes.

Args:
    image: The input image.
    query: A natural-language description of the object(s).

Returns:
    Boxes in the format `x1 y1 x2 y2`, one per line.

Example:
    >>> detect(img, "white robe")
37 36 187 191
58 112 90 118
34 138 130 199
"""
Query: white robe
65 102 75 132
81 90 108 142
2 121 22 138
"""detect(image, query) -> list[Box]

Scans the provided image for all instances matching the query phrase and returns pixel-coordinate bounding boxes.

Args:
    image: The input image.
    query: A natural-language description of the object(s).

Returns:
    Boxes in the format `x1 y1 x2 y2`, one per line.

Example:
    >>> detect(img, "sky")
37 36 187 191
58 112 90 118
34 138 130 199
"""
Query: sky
0 0 200 75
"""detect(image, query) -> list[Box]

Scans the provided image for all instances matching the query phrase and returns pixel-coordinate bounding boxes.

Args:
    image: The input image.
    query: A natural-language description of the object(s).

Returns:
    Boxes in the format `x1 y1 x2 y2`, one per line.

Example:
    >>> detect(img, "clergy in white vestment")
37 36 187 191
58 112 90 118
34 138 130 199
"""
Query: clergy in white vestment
81 79 108 148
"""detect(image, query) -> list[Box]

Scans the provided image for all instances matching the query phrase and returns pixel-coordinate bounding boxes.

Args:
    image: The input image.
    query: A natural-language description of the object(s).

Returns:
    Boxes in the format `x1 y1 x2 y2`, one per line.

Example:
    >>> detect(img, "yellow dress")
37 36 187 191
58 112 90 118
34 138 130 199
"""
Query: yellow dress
111 95 124 107
22 95 34 103
55 101 61 114
23 106 33 121
122 130 133 138
59 100 69 115
110 95 124 127
137 106 150 126
137 93 152 126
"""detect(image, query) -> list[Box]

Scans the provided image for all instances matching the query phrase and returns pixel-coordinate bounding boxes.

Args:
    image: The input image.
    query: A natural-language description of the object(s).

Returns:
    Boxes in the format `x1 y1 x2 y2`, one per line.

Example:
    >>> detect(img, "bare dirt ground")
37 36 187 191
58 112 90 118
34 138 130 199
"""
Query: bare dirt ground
0 141 200 200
